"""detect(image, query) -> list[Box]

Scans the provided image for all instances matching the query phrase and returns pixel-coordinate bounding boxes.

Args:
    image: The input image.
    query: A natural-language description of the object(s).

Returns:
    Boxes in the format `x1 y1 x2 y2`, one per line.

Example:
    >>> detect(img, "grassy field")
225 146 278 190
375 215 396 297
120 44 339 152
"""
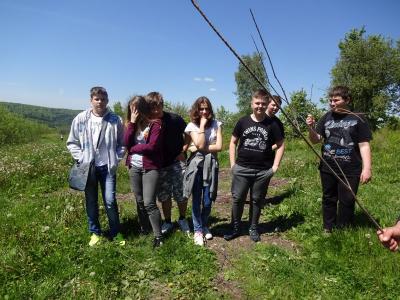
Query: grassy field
1 129 399 299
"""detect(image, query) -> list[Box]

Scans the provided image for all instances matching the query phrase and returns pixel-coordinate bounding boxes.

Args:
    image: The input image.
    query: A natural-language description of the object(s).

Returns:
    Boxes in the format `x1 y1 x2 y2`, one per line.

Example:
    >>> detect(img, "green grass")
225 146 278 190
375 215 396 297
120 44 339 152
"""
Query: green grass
1 129 400 299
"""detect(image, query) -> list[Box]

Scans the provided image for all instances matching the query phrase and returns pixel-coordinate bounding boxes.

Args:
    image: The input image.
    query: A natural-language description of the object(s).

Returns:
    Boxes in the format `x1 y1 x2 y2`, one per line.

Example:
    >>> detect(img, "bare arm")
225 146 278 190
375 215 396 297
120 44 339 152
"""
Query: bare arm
229 135 239 168
189 118 207 150
207 126 223 153
272 140 285 173
359 141 372 184
306 114 322 144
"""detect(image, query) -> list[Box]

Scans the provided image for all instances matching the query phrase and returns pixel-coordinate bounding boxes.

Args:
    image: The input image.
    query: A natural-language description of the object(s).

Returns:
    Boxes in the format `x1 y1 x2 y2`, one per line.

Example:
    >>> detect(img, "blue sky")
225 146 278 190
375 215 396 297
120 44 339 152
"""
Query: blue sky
1 0 399 112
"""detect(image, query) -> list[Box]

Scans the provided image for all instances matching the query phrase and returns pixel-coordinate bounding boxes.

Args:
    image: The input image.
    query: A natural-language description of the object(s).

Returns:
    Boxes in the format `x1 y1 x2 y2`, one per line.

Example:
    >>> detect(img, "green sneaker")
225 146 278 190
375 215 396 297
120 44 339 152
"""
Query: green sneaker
89 233 101 247
114 233 126 246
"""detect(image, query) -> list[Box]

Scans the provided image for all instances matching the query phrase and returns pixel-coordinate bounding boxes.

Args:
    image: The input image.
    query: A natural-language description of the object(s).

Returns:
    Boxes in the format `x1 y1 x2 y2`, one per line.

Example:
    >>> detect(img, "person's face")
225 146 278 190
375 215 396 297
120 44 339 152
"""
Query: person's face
199 102 210 118
329 95 348 112
150 103 163 119
91 95 108 116
266 100 280 116
251 97 267 117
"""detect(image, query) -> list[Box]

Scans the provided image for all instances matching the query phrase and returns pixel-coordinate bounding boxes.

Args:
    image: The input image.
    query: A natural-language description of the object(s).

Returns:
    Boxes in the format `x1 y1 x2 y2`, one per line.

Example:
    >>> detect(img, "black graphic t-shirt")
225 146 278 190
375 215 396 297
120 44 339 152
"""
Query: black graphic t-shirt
316 111 372 176
233 115 283 170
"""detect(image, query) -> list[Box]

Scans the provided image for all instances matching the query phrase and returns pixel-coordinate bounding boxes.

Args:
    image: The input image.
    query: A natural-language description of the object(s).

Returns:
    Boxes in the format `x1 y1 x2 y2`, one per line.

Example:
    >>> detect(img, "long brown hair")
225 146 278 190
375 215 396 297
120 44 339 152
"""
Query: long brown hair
189 96 215 128
126 95 150 128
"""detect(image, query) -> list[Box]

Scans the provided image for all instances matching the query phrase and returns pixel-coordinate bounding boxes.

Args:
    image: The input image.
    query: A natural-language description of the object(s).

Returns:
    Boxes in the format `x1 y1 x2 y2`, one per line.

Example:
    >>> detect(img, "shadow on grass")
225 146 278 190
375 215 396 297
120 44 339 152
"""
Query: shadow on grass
118 217 152 238
353 211 381 230
264 189 297 206
209 213 305 238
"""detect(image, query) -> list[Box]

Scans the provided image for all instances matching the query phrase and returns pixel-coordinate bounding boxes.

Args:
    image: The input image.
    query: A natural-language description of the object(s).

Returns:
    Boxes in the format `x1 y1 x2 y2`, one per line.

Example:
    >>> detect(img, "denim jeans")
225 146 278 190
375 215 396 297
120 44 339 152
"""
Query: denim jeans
85 164 120 237
192 167 212 233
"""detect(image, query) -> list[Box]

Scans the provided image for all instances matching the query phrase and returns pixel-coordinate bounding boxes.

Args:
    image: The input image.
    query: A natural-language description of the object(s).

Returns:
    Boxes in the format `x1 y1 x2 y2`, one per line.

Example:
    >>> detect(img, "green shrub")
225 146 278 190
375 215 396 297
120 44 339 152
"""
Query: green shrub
0 105 51 145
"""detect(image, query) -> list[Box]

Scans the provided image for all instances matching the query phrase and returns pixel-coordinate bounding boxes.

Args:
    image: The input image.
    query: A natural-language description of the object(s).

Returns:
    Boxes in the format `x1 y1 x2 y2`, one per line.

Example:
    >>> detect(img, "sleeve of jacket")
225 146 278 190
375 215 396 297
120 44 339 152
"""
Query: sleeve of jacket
116 116 126 161
66 116 83 162
123 122 137 151
131 120 163 155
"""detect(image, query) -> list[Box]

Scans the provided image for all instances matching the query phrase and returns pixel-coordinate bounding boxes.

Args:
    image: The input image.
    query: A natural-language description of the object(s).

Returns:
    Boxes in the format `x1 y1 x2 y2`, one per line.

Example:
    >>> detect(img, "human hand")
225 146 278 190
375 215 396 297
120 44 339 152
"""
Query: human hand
272 165 278 174
377 226 400 252
200 117 208 129
130 106 139 123
360 168 372 184
306 114 315 128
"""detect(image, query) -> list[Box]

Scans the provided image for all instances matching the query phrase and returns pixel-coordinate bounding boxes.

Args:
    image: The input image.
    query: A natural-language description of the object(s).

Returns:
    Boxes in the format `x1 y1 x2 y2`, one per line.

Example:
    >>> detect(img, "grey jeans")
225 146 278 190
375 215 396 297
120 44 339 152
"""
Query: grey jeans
129 166 162 238
230 164 274 227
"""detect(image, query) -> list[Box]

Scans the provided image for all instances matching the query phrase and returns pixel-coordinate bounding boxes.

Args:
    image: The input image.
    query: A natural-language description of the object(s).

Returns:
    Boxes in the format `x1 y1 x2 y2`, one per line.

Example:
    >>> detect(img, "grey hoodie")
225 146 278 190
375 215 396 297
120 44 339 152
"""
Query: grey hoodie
66 108 126 175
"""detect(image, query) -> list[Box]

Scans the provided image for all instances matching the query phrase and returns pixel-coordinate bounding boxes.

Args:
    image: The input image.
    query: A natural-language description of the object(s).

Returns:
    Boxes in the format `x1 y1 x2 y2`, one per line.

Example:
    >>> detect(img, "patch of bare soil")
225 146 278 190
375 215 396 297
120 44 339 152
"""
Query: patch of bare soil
118 168 299 299
204 169 298 298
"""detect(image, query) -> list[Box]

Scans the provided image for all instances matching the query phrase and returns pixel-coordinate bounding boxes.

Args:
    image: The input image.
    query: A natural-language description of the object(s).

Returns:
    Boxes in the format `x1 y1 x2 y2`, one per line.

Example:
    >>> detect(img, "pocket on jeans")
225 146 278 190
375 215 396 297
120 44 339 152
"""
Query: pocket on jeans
230 164 237 175
265 168 274 178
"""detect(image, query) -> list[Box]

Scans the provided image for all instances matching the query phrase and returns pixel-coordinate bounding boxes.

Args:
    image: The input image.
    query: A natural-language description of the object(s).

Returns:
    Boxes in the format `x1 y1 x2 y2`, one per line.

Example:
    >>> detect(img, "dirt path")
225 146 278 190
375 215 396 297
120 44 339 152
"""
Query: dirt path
118 168 298 299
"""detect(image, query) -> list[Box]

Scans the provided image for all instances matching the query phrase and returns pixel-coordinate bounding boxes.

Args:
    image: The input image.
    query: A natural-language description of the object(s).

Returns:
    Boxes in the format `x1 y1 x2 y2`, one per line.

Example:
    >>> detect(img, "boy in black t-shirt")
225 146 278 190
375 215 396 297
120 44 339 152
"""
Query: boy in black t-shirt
224 89 285 242
306 86 372 232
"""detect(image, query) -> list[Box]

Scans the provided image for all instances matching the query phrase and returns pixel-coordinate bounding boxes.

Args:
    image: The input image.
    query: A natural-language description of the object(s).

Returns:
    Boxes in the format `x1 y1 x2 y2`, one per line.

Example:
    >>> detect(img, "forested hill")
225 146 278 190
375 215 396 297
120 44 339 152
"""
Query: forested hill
0 102 81 132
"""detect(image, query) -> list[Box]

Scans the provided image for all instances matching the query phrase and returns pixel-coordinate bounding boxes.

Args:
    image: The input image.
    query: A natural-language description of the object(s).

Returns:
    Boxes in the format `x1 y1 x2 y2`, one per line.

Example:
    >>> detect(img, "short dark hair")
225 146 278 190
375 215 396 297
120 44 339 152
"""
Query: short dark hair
270 95 282 105
90 86 108 99
145 91 164 108
252 89 269 101
329 86 351 102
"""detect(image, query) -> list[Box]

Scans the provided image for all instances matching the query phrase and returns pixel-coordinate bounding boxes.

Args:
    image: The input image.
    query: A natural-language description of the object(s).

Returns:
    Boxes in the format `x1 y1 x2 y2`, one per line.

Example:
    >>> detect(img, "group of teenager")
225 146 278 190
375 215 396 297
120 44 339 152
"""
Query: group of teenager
67 85 399 252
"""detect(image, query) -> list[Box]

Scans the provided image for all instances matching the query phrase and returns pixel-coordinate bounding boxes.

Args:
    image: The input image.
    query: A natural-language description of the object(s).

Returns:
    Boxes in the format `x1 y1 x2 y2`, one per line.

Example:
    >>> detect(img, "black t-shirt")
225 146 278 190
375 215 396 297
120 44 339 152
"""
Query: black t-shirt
316 111 372 176
269 115 285 138
162 112 186 167
233 115 283 170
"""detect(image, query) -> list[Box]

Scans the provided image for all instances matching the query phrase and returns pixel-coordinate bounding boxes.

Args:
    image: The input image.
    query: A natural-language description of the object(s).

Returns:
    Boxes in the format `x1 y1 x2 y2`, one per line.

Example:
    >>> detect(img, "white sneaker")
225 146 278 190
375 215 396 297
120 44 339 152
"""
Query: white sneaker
194 231 204 246
161 222 173 234
178 218 190 234
203 227 213 240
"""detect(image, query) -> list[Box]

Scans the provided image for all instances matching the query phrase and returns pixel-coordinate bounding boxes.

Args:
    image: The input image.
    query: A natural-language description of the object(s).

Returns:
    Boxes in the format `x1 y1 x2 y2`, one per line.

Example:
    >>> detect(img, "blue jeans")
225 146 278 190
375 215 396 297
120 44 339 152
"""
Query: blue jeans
85 165 120 237
192 167 212 233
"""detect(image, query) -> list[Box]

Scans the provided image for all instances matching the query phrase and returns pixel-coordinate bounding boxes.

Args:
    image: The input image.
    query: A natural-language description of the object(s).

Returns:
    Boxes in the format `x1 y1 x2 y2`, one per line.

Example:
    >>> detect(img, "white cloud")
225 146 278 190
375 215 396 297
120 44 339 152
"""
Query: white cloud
209 88 217 92
193 77 215 82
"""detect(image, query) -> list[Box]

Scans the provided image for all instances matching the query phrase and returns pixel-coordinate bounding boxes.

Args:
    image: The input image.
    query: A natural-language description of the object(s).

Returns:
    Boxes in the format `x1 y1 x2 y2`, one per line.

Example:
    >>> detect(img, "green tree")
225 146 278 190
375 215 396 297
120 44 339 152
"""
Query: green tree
330 28 400 128
234 52 268 114
113 101 125 119
164 101 190 122
282 89 322 138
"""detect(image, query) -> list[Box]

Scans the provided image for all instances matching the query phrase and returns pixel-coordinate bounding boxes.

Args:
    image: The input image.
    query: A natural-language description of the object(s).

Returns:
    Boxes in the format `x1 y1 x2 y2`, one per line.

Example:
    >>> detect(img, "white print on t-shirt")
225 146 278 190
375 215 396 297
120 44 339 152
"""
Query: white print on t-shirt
242 125 269 152
323 119 358 162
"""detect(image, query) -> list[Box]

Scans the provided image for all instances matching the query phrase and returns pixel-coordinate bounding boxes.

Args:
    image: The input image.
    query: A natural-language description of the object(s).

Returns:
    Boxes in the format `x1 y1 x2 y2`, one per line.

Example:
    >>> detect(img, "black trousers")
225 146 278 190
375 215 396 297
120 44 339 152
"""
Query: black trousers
320 171 360 230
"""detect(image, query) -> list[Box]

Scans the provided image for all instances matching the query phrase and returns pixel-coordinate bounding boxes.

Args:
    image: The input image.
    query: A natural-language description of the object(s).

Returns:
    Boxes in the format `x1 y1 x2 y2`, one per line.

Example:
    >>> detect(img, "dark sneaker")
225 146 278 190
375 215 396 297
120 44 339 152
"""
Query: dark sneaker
153 237 163 248
161 222 174 234
224 230 240 241
249 227 261 242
